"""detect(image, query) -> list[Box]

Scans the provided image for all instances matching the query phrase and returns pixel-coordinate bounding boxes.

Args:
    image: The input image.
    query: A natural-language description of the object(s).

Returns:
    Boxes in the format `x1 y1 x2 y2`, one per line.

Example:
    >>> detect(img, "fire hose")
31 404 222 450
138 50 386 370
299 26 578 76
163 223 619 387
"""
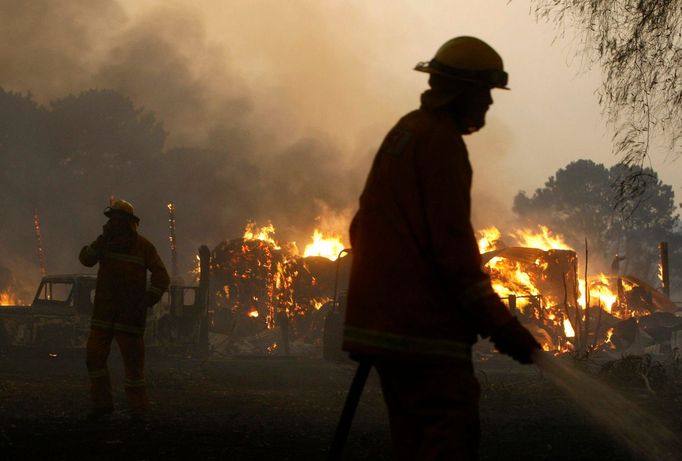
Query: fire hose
328 352 681 461
326 361 372 461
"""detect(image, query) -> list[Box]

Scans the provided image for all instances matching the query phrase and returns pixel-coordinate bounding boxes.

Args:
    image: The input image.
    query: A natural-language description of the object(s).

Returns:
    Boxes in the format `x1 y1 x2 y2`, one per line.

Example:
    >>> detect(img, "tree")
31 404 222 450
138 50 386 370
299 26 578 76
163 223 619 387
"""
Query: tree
0 89 51 269
0 88 170 274
533 1 682 207
48 89 166 176
513 159 680 280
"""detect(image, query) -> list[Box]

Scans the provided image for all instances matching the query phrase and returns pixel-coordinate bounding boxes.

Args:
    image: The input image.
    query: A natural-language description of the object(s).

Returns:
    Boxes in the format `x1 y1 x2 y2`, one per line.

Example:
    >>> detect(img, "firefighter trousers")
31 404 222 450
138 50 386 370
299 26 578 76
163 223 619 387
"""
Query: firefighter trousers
374 360 481 461
86 328 148 412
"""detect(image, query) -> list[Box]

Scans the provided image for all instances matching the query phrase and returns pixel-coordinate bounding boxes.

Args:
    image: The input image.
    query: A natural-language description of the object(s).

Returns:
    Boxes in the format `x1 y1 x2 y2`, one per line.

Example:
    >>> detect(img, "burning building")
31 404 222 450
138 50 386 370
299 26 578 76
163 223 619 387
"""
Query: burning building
477 226 679 353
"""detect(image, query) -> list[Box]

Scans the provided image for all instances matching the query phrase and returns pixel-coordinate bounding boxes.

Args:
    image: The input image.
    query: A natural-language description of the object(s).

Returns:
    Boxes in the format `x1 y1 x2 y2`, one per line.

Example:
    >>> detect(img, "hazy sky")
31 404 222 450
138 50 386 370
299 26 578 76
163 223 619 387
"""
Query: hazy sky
117 0 681 228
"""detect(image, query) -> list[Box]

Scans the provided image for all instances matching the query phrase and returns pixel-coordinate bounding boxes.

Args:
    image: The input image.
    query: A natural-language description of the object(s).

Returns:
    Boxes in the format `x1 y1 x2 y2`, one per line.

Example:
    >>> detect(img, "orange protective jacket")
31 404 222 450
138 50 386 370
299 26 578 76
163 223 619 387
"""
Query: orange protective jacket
79 233 170 336
343 89 513 361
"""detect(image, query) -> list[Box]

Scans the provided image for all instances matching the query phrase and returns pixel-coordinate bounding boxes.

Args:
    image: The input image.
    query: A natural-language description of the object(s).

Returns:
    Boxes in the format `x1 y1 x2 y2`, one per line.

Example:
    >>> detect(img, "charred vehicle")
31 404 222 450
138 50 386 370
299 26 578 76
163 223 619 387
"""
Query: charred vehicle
0 274 100 349
0 248 211 352
0 274 169 350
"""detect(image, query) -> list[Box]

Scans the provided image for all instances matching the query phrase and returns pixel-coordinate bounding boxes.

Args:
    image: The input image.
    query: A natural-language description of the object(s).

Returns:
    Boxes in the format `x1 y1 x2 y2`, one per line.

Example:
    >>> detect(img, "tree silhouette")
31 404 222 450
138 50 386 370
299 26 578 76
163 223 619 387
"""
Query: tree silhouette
48 89 166 176
533 1 682 208
514 159 680 280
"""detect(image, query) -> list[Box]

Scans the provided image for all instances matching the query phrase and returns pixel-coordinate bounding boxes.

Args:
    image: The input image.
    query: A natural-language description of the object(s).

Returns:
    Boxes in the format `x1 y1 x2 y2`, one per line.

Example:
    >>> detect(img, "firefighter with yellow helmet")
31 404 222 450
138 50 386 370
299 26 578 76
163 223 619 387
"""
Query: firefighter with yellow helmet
343 37 540 459
79 199 170 421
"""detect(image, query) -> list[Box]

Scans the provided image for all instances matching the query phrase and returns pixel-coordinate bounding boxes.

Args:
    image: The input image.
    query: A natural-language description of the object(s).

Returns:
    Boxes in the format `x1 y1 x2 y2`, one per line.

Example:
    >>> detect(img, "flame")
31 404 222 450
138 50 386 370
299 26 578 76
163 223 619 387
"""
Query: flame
247 308 259 318
578 274 618 313
243 222 280 249
478 225 571 314
0 289 20 306
313 297 332 310
510 225 572 251
191 254 201 283
303 230 346 261
477 225 627 352
478 226 502 253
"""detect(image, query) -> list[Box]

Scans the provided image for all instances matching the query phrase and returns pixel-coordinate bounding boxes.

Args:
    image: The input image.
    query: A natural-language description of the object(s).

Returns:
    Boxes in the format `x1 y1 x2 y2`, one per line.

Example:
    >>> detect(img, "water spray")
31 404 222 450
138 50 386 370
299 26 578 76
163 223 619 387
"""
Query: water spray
532 350 681 461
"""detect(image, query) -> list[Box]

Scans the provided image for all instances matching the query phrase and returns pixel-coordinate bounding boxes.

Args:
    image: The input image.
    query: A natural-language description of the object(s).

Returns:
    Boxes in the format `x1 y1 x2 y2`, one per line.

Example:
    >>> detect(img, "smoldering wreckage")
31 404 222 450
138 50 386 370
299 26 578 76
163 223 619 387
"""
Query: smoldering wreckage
1 218 681 382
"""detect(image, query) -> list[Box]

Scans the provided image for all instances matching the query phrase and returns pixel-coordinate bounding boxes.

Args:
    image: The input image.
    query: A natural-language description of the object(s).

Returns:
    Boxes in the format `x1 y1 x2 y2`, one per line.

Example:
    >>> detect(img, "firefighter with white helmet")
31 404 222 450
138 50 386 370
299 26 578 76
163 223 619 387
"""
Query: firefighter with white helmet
79 199 170 421
343 37 540 459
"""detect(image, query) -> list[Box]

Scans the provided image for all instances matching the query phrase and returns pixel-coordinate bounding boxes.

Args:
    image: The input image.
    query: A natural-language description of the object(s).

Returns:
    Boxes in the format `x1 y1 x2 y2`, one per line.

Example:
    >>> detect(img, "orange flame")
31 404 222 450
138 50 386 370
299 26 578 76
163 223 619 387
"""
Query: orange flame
313 297 332 310
0 289 20 306
303 230 346 261
243 222 280 249
578 274 618 313
510 225 572 251
477 225 624 352
478 226 502 253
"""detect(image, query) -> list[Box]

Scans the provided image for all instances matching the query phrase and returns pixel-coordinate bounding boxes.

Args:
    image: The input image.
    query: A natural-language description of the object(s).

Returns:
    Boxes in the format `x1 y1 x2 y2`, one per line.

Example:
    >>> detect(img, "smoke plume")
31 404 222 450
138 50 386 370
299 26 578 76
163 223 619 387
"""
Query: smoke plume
0 1 522 296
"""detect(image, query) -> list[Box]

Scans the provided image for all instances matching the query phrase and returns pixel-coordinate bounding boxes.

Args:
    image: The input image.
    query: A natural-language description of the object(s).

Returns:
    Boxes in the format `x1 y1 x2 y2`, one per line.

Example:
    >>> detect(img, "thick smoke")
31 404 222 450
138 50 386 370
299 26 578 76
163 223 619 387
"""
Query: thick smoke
0 1 372 294
0 1 531 301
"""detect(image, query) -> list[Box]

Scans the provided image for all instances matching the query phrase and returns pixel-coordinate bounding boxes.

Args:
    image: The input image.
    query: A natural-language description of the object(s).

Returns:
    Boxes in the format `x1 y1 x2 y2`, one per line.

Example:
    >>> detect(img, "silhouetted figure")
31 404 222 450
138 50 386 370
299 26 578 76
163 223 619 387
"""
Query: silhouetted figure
79 199 170 422
343 37 540 460
611 254 626 274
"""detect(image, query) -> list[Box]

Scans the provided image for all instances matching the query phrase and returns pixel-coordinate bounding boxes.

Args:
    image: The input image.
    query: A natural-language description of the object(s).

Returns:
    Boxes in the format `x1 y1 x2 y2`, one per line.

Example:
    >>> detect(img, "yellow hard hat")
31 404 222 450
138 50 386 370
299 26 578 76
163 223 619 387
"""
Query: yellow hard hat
415 36 509 89
104 199 140 222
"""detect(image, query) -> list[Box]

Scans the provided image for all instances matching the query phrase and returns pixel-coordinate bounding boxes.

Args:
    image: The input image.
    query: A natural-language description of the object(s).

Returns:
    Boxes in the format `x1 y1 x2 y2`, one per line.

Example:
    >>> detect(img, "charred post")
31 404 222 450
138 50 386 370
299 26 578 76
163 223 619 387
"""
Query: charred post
168 202 179 279
198 244 211 357
32 208 46 276
508 294 517 316
659 241 670 297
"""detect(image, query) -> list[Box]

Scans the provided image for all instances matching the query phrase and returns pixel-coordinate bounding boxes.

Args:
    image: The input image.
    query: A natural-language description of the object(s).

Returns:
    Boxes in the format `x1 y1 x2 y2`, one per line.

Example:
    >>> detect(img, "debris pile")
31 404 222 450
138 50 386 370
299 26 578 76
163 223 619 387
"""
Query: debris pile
206 222 344 355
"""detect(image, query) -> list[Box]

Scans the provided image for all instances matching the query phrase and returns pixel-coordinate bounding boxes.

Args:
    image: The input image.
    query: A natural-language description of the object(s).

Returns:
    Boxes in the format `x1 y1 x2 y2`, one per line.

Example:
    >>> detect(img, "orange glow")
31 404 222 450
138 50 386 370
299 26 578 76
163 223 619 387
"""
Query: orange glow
477 225 630 352
477 226 502 253
0 289 20 306
243 222 280 249
247 309 259 318
510 225 572 251
303 229 346 261
266 342 278 354
313 297 332 310
578 274 618 313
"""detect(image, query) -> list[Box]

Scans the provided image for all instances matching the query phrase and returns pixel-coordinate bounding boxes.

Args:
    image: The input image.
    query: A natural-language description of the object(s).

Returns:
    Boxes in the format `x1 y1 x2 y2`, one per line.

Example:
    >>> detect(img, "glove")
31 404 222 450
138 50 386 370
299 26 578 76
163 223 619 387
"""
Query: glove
490 317 541 364
87 235 107 259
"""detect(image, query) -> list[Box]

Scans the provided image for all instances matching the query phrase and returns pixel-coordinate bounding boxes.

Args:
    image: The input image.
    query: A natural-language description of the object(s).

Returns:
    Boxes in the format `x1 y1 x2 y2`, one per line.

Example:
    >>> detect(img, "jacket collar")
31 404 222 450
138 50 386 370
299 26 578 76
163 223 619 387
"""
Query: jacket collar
420 89 468 134
420 88 459 111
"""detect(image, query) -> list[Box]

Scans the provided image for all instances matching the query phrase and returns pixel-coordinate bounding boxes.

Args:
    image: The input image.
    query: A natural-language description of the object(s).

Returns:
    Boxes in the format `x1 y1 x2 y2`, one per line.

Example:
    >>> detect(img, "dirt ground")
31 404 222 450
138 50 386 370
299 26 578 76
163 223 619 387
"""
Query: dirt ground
1 346 681 461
